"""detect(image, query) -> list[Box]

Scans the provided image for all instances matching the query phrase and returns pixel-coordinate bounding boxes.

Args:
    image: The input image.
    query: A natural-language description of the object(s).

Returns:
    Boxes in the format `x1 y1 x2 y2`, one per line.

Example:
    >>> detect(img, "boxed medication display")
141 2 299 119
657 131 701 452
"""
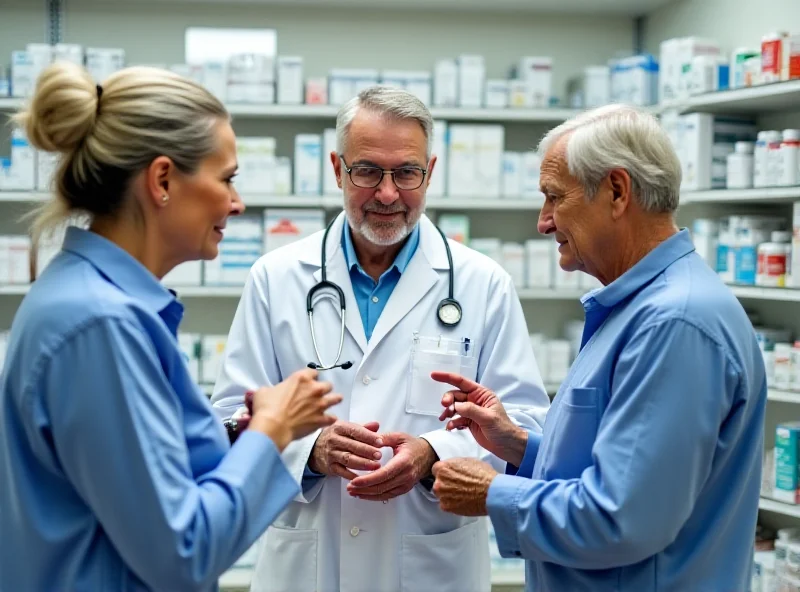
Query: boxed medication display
273 157 292 195
475 126 504 198
776 423 800 504
11 50 34 98
502 152 523 198
277 56 303 105
469 238 502 265
85 48 125 83
227 53 275 104
525 240 553 288
405 71 432 106
427 121 447 198
263 209 325 254
508 80 532 108
177 333 201 384
437 214 469 244
458 55 485 108
205 214 263 286
584 66 610 108
517 56 552 108
522 152 542 198
200 335 227 385
202 62 227 101
294 135 322 195
0 130 35 191
162 261 202 287
0 236 32 285
434 60 458 108
53 43 83 66
501 243 525 287
447 125 477 197
322 129 339 196
236 137 276 194
305 77 328 105
485 80 509 109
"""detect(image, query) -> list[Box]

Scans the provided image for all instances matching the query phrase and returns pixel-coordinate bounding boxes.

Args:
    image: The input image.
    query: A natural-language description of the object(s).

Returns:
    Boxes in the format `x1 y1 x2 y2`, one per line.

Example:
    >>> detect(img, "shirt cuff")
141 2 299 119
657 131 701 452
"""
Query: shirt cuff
487 474 527 560
504 430 541 479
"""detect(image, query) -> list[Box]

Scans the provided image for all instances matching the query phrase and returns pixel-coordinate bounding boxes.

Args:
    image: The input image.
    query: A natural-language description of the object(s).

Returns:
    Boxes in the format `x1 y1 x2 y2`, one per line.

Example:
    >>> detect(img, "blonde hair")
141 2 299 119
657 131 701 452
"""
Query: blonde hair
14 61 229 239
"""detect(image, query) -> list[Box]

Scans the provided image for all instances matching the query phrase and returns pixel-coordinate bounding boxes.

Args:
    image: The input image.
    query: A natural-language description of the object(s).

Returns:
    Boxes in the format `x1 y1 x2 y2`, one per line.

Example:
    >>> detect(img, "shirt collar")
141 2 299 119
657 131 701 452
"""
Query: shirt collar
342 222 421 276
61 227 178 314
586 228 695 309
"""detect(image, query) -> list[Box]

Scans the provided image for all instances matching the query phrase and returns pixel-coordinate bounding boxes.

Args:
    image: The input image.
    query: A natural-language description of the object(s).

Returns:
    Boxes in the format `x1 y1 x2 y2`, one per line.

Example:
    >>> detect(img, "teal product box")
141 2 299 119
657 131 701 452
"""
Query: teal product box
775 422 800 504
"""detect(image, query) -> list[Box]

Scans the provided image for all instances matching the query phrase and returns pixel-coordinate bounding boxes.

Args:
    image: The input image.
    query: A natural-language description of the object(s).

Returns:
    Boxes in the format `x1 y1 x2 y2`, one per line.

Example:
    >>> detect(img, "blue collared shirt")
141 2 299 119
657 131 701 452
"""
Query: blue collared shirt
0 228 299 592
342 222 420 341
488 229 766 591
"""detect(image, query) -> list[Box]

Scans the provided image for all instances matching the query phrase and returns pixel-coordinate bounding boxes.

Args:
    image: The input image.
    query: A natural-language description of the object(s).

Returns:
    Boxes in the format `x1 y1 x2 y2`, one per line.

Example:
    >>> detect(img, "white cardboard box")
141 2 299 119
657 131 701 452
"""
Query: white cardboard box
85 47 126 83
236 137 276 194
502 152 523 198
263 209 325 254
501 242 525 287
11 50 33 98
204 214 263 286
517 56 552 108
458 55 485 108
475 125 504 198
322 129 340 196
434 60 458 107
525 240 553 288
447 125 476 197
294 134 322 196
200 335 228 384
485 80 509 109
428 120 448 198
277 56 303 105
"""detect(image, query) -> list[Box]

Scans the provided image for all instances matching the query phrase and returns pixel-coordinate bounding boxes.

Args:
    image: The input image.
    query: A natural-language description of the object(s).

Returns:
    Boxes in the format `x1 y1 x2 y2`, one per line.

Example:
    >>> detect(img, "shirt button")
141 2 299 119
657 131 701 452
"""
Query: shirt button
362 375 371 385
372 296 379 303
350 526 360 537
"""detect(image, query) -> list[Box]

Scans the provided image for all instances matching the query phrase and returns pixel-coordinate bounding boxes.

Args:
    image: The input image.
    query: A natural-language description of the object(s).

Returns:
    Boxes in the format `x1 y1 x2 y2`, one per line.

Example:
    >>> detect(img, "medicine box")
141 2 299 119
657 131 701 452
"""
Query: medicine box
502 152 523 198
36 151 60 191
277 56 303 105
162 261 202 287
294 134 322 196
274 157 292 195
53 43 83 65
200 335 228 385
501 242 525 287
508 80 531 108
485 80 509 109
469 238 502 265
434 59 458 108
475 125 504 198
405 71 432 106
204 214 263 286
85 48 126 83
521 151 542 198
775 423 800 504
26 43 53 89
263 209 325 254
11 50 33 98
236 137 276 194
227 53 275 104
0 130 35 191
305 77 328 105
203 62 227 102
525 240 553 288
584 66 610 108
0 236 32 285
427 120 448 198
447 125 477 197
437 214 469 244
517 56 552 108
458 55 485 108
322 129 340 196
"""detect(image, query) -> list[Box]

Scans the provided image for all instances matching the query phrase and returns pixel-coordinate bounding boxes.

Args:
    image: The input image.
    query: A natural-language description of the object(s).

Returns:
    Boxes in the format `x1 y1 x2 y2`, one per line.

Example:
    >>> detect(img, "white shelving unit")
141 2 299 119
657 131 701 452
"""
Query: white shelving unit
659 80 800 116
768 390 800 404
759 498 800 519
682 186 800 205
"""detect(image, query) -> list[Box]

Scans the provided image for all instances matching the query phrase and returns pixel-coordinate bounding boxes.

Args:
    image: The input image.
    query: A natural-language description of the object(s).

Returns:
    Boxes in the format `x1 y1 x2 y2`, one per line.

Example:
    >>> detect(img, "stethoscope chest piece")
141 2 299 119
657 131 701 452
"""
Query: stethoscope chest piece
437 298 462 327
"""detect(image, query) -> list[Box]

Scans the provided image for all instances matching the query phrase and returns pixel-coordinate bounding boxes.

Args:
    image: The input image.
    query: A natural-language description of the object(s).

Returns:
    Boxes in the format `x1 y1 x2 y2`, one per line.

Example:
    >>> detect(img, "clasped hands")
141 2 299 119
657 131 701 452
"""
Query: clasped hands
308 372 527 514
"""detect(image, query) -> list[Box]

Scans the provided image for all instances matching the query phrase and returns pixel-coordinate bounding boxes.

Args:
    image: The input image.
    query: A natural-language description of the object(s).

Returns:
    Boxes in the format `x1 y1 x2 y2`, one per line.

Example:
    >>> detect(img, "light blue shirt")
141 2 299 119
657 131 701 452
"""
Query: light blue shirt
0 228 299 592
342 222 420 341
488 229 766 591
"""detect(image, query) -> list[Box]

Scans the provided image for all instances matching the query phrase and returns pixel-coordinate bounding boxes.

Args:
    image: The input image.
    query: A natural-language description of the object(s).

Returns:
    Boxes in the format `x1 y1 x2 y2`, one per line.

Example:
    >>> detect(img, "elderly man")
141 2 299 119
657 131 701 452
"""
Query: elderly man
211 86 550 592
431 104 766 591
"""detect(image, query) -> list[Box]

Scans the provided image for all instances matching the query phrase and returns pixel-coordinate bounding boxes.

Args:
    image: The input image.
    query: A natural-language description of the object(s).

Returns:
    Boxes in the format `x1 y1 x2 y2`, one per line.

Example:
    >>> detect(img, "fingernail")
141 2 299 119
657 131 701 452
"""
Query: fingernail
376 439 384 446
373 452 382 460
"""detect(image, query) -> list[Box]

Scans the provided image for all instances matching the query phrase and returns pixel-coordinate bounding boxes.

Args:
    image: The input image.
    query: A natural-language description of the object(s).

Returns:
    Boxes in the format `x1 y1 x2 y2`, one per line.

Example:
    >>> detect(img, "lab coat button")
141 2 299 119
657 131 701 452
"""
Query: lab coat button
350 526 360 537
372 296 379 303
362 375 371 385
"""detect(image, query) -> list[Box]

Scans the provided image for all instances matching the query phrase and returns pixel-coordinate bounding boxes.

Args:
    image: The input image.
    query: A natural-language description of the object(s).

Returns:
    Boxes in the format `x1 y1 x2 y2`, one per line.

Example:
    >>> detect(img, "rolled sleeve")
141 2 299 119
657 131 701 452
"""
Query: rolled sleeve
504 430 540 478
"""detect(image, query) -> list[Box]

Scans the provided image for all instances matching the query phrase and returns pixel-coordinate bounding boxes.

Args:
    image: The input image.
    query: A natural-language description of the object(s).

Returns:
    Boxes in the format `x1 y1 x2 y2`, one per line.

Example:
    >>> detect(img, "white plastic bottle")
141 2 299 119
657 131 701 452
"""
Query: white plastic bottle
757 230 792 287
754 131 769 188
727 141 755 189
766 130 784 188
779 129 800 187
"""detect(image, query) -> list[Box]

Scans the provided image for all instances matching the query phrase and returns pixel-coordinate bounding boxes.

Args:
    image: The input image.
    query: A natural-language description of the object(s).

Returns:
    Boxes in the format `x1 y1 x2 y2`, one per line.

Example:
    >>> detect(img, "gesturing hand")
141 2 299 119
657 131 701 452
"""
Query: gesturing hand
308 420 385 480
248 369 342 451
432 371 528 467
432 458 498 517
346 433 437 502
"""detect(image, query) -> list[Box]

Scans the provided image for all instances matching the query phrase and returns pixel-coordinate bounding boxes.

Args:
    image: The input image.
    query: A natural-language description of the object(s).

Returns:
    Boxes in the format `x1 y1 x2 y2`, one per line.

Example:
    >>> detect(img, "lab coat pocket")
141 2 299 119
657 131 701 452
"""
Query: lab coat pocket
400 520 488 592
407 350 478 416
251 526 317 592
544 387 601 480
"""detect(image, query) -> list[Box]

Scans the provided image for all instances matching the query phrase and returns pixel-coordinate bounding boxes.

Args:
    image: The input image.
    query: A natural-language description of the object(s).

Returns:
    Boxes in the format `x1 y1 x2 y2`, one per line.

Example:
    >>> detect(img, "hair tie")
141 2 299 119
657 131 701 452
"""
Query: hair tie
96 84 103 113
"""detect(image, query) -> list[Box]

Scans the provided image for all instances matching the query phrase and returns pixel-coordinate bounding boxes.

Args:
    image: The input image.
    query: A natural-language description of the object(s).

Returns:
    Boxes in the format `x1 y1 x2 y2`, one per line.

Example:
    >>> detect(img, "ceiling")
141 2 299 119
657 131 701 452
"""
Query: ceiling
69 0 678 17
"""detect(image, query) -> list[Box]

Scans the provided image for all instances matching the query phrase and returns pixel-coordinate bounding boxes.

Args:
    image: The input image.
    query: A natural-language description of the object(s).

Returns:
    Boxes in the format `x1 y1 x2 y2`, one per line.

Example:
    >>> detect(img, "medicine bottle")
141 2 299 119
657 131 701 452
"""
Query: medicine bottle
727 141 755 189
779 129 800 187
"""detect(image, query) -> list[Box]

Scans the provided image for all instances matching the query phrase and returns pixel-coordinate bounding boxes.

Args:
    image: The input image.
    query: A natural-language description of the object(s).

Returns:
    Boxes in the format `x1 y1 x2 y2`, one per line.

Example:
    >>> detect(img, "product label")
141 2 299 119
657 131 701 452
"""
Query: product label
716 244 729 273
735 245 758 284
776 427 799 493
762 39 783 76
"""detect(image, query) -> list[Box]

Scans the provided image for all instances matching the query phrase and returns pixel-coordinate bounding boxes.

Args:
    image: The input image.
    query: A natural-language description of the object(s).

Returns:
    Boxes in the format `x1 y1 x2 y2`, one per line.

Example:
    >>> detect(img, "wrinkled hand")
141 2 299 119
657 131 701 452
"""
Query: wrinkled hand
248 369 342 450
432 371 528 467
308 420 385 479
432 458 498 517
346 433 437 502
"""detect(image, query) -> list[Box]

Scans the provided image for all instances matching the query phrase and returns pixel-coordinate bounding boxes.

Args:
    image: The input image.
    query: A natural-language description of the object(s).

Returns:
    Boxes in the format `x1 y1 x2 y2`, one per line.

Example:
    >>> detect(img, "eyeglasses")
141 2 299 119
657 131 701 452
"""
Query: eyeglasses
340 157 427 190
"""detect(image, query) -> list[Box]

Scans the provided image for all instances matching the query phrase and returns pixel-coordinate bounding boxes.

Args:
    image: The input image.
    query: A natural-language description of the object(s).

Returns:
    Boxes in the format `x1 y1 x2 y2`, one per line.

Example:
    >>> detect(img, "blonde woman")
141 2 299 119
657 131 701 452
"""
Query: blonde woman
0 62 342 591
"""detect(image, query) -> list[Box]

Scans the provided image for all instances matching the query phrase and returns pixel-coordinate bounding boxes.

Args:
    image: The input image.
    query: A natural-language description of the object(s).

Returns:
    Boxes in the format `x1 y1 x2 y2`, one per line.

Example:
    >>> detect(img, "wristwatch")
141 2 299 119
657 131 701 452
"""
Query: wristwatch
223 418 240 444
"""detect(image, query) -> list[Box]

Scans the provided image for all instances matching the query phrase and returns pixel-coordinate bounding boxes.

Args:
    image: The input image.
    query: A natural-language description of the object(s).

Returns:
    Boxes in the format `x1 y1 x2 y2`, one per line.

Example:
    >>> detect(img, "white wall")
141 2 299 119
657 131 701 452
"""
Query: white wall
643 0 800 55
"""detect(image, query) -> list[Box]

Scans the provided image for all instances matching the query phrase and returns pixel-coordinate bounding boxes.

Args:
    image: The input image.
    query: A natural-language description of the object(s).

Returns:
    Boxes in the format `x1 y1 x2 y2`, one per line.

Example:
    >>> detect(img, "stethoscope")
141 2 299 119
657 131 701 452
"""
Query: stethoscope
307 217 462 371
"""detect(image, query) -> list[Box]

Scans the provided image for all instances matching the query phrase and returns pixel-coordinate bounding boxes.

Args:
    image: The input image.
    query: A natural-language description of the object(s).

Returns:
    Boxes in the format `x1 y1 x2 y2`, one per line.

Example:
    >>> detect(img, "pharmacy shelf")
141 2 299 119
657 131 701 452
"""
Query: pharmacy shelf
681 80 800 116
728 286 800 302
0 285 27 295
759 497 800 519
682 186 800 204
768 390 800 404
0 192 545 211
0 97 577 123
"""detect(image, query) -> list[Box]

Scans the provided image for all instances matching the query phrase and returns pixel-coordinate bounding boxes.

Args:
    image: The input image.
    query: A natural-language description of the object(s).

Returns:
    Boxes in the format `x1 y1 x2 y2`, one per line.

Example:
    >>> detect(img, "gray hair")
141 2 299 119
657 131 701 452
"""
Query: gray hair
537 104 682 213
15 61 229 240
335 86 434 159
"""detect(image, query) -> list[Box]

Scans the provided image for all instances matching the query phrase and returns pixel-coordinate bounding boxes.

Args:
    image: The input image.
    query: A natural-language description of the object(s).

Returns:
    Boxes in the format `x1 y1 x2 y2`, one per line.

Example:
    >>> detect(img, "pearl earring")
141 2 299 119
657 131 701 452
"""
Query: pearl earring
161 194 169 204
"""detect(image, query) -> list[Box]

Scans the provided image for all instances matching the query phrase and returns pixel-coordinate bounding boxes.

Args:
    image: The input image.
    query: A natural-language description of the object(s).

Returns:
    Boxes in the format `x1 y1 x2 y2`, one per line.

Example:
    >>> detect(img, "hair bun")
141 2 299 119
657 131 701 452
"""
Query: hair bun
15 61 99 154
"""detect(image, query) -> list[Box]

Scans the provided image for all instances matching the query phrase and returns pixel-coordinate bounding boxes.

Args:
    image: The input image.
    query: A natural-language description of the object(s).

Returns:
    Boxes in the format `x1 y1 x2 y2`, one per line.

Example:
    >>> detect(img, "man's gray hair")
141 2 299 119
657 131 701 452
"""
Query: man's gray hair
336 86 434 159
537 104 682 213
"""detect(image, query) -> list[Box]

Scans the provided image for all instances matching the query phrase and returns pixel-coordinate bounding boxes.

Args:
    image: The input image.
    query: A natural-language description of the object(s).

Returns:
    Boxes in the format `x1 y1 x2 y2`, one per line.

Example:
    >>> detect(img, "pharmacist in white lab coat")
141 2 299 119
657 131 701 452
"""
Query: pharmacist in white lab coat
211 86 549 592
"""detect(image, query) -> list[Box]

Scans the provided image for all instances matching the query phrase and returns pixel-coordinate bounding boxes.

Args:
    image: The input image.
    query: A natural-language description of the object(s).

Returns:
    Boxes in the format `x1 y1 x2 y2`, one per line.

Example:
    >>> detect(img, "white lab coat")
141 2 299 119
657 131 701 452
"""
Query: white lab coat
211 212 549 592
